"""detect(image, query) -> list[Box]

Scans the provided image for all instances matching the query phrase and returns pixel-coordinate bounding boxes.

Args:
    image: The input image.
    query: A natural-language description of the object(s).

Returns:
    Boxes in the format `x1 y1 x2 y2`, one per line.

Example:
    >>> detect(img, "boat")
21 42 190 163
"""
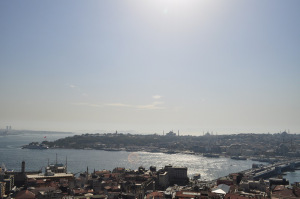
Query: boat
22 142 49 149
103 148 121 151
149 148 161 153
166 150 177 154
193 173 201 180
203 153 220 158
231 156 247 160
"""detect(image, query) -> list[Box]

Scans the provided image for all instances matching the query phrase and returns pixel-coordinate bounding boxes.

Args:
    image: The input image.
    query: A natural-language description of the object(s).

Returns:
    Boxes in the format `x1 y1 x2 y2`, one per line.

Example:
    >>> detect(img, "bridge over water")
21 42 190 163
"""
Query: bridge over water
242 159 300 180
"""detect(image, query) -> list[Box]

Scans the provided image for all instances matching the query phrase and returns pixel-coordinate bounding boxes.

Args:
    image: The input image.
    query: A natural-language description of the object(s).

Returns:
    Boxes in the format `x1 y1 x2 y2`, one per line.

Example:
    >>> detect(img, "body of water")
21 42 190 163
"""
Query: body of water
283 170 300 185
0 133 298 183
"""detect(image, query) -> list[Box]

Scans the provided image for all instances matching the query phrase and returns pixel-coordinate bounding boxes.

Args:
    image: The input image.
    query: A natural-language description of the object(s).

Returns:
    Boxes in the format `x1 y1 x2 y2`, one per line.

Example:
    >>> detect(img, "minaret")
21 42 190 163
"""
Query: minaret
86 166 89 182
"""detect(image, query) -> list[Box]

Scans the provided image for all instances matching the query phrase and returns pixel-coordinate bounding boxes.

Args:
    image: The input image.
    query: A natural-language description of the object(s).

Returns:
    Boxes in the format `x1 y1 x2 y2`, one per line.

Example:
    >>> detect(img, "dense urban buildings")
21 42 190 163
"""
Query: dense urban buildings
1 159 300 199
1 130 300 198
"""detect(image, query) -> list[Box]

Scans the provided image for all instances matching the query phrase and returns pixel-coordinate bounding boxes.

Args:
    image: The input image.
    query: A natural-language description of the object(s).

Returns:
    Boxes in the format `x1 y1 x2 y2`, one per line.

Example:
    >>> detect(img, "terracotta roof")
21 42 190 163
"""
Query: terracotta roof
104 186 111 190
273 185 285 191
27 178 36 183
95 170 111 175
294 187 300 197
15 190 36 199
36 179 46 184
272 187 298 199
175 191 201 198
146 191 165 199
30 186 57 195
224 193 251 199
103 174 111 178
73 188 87 195
88 189 94 193
111 173 121 178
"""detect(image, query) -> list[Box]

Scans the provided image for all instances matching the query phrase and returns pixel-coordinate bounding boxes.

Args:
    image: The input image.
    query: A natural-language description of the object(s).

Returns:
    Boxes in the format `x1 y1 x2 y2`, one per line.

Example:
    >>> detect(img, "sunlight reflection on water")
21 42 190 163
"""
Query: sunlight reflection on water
1 134 261 181
124 151 256 180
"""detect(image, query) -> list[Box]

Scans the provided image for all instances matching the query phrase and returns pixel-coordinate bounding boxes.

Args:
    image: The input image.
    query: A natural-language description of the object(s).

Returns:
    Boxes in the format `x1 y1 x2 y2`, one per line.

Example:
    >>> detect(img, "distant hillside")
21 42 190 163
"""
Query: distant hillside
39 132 300 159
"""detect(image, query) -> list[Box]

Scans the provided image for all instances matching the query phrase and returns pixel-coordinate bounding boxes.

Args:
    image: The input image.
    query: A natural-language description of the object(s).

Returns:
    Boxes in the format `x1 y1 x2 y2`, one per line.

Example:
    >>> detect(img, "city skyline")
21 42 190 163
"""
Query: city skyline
0 0 300 134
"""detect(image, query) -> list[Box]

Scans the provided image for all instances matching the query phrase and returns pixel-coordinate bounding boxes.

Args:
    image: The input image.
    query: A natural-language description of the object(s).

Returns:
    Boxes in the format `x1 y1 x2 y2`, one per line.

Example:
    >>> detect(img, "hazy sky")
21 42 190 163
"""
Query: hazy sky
1 0 299 134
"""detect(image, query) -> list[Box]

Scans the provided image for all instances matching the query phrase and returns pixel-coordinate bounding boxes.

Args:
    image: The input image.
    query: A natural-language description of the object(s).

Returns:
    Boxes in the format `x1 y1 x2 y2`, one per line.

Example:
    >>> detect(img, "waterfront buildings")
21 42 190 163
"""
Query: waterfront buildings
1 161 300 198
38 131 300 161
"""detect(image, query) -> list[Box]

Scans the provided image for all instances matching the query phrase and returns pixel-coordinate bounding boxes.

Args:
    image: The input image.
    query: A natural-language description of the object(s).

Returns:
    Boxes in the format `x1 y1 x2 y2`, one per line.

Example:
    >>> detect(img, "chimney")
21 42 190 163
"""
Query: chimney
21 161 25 173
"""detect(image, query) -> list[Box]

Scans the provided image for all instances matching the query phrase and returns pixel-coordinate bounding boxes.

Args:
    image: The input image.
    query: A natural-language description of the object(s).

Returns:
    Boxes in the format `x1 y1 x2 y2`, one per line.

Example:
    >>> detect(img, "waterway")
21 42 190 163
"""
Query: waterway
283 170 300 185
0 133 298 183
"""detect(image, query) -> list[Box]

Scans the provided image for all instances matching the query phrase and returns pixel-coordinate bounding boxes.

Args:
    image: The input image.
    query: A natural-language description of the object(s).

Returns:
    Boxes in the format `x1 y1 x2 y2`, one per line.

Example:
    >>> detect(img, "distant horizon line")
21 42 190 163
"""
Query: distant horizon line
0 128 297 135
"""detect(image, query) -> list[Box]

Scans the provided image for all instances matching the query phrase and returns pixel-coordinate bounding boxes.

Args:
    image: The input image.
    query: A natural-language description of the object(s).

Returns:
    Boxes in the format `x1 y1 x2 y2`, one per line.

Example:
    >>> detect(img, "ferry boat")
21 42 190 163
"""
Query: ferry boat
231 156 247 160
22 142 48 149
203 153 220 158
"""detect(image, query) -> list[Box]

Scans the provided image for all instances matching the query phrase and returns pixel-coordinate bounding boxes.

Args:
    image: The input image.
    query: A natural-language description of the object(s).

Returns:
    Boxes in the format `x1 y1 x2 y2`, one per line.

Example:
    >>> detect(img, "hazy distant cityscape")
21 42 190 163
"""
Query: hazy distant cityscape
1 129 300 198
23 130 300 160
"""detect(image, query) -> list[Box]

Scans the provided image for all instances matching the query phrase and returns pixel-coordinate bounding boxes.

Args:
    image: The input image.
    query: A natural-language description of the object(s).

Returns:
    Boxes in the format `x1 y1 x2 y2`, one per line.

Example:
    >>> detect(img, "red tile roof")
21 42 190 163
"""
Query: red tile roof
146 191 165 199
224 193 251 199
175 191 201 198
15 190 36 199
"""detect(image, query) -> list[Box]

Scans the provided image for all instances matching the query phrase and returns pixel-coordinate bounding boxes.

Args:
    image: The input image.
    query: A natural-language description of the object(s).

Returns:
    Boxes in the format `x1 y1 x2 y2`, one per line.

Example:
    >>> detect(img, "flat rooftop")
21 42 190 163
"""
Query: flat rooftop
27 173 74 179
